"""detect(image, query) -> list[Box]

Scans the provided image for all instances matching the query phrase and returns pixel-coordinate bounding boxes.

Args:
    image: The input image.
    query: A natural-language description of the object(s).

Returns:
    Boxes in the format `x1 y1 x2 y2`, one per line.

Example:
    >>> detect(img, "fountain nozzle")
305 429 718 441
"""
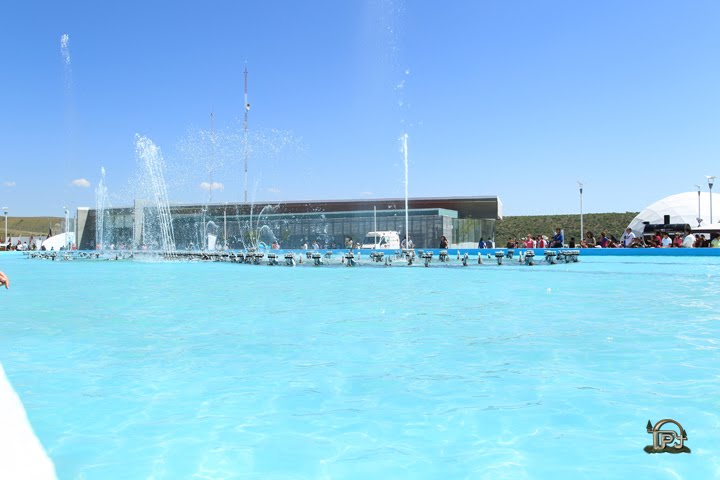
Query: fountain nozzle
525 250 535 266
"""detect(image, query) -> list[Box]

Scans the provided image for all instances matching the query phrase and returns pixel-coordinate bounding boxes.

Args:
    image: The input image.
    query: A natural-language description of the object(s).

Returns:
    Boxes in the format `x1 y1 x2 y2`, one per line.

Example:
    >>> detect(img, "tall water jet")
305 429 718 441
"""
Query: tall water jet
135 135 176 255
403 133 409 247
206 221 219 251
60 34 72 95
60 33 74 217
95 167 111 250
243 65 250 204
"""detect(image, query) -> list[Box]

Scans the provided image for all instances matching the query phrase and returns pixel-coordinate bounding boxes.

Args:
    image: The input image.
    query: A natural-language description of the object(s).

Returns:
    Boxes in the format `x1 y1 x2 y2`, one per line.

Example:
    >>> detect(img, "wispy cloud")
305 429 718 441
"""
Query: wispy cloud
71 178 91 187
267 187 281 194
200 181 224 191
360 191 374 196
3 181 16 187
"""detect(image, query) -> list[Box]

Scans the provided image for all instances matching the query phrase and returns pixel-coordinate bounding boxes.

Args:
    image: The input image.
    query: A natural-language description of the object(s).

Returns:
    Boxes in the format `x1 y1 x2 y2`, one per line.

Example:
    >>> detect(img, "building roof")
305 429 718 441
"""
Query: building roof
124 195 503 220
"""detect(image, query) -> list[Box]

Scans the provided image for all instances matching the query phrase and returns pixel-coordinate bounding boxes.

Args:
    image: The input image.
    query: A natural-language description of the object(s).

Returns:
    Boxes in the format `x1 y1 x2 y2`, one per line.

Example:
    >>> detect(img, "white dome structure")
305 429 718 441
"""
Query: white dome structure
41 232 75 251
627 192 720 235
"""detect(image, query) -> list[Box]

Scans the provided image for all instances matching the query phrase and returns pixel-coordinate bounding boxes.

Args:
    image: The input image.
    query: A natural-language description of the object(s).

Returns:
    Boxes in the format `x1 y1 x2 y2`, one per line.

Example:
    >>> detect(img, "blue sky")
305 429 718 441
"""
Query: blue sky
2 1 720 217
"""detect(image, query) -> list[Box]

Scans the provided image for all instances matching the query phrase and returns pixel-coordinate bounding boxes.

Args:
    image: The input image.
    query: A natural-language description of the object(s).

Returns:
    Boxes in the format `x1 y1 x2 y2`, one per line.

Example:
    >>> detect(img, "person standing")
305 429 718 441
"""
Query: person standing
524 234 535 248
439 235 449 249
682 229 696 248
621 228 636 247
551 228 564 248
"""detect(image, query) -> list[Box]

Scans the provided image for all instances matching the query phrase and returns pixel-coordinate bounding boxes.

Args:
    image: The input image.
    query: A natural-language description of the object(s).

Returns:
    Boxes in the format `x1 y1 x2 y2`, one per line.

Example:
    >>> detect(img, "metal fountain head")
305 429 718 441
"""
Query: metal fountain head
544 250 557 264
525 250 535 266
312 252 323 266
284 252 296 266
405 250 415 266
495 250 505 265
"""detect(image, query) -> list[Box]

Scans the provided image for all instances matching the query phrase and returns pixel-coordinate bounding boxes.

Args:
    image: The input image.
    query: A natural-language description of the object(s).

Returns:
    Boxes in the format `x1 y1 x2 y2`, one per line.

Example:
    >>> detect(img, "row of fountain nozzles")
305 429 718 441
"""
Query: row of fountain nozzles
493 249 580 265
232 248 580 267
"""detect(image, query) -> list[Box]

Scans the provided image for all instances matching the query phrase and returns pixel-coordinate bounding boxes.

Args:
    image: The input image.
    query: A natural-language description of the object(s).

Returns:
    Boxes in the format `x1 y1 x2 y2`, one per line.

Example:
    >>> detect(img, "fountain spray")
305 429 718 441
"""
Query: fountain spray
403 133 409 248
243 64 250 204
95 167 110 251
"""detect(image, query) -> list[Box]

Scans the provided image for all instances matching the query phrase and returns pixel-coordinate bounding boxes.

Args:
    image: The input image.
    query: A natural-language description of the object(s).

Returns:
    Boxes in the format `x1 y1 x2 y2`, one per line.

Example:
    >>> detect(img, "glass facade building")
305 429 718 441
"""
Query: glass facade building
77 196 502 250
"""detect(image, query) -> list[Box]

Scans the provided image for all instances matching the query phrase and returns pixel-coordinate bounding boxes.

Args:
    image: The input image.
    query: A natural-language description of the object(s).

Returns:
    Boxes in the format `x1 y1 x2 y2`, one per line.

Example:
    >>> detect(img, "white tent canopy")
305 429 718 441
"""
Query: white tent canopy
41 232 75 251
692 222 720 234
627 191 720 235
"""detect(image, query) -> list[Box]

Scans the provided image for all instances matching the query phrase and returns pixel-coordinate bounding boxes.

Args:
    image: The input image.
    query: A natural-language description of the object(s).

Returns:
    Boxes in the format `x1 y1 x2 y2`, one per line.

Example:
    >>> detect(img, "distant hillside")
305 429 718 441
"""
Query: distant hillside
2 217 64 238
496 212 638 243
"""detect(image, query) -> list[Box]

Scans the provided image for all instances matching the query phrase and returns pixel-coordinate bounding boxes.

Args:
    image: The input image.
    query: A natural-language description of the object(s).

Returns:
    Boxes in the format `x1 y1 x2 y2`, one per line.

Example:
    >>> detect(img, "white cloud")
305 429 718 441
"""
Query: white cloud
267 187 281 194
3 181 16 187
200 181 224 191
360 191 374 196
71 178 91 187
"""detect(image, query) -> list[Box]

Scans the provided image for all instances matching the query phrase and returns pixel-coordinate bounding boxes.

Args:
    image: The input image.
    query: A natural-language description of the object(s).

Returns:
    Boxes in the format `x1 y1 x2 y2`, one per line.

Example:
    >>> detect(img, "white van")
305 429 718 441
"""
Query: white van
361 231 401 249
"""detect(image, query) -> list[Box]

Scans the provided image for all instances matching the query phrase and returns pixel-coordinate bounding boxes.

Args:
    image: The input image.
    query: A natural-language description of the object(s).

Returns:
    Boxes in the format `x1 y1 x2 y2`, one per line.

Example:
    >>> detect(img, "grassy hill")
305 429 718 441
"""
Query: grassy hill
496 212 638 243
2 217 64 239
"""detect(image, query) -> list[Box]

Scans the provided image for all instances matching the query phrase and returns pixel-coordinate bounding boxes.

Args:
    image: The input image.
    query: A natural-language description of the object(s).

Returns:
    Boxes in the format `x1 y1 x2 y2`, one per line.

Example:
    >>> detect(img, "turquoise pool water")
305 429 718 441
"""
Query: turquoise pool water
1 252 719 479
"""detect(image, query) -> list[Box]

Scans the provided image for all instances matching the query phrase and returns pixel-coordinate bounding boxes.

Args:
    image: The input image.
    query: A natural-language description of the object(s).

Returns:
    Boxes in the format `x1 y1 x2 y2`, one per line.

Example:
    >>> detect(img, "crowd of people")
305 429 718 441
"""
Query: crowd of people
3 236 46 251
499 226 720 249
502 228 567 249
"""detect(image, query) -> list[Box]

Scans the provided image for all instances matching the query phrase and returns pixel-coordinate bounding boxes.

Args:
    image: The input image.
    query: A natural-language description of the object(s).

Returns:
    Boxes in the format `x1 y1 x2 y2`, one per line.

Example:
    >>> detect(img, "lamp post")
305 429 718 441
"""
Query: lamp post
577 181 584 240
2 207 7 248
707 176 716 224
695 185 703 227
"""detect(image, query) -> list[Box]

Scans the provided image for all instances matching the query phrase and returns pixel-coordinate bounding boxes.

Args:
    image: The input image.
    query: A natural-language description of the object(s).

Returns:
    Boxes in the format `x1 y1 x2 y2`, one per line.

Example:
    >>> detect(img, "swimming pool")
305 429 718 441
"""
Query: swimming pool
1 252 718 479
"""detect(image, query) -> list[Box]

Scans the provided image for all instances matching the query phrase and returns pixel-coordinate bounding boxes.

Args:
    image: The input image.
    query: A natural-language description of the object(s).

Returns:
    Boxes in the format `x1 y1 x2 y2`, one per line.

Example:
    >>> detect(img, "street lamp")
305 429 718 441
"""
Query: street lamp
577 181 584 240
2 207 7 248
707 176 716 224
695 185 703 227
